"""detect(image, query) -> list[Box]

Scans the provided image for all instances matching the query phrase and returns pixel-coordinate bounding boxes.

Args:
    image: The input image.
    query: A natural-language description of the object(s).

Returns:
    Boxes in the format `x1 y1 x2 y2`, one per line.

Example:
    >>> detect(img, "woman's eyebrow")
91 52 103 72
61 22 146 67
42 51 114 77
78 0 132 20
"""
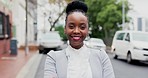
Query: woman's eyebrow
68 22 75 25
79 22 86 25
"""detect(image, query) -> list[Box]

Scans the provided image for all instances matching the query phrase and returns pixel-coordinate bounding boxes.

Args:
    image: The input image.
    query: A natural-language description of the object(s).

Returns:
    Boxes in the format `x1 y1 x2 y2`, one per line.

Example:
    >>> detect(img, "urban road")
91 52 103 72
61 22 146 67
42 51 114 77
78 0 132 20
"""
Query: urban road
35 51 148 78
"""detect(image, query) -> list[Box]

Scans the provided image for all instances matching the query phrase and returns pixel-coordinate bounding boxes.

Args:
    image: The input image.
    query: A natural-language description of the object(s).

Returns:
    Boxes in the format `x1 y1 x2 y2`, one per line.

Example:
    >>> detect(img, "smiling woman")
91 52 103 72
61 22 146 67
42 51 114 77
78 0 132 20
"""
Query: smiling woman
64 12 88 49
44 1 115 78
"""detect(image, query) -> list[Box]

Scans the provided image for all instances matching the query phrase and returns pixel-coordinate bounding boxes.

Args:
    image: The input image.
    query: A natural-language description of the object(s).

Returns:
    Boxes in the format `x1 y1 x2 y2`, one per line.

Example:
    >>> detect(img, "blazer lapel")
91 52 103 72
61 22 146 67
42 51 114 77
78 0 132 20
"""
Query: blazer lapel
89 49 103 78
56 50 68 78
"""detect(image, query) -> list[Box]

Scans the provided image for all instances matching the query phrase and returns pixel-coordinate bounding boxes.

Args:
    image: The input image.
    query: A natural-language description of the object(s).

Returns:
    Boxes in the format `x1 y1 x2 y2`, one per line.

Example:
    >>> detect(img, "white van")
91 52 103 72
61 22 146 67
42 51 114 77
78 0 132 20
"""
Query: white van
111 30 148 63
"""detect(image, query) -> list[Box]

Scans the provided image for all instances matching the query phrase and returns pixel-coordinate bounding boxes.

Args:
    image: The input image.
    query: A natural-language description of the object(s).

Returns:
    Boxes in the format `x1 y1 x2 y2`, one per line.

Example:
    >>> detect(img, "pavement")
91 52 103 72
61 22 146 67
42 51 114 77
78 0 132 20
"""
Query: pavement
0 49 43 78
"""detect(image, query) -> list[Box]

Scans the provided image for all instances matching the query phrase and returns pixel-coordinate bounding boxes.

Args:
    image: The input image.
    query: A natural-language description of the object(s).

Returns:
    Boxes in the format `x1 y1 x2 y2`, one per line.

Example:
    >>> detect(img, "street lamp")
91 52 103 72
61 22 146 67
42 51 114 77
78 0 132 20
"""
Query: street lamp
122 0 125 30
25 0 29 55
43 12 46 33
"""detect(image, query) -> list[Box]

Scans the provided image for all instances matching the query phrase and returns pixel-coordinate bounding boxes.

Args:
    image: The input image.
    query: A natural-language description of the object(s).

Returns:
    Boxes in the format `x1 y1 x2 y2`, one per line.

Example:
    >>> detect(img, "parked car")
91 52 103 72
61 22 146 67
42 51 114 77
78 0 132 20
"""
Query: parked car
85 38 106 51
38 31 63 54
111 30 148 63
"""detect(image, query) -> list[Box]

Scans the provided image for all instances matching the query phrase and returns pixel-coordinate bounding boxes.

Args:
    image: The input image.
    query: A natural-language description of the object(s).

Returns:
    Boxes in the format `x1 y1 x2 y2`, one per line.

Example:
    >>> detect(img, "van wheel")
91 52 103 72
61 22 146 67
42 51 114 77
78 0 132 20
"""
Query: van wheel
113 54 118 59
127 53 133 63
39 49 43 54
113 49 118 59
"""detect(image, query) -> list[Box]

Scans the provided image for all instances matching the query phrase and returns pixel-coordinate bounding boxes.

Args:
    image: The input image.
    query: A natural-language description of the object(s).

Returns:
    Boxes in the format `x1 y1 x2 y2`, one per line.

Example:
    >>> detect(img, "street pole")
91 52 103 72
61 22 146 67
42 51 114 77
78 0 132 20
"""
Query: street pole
122 0 125 30
44 12 46 33
25 0 29 55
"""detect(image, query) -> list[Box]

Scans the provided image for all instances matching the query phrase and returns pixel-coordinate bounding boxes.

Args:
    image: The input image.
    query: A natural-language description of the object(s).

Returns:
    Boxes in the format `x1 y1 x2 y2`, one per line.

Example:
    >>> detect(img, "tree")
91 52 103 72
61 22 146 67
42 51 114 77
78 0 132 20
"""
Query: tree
85 0 130 40
37 0 71 31
47 0 71 31
55 25 67 41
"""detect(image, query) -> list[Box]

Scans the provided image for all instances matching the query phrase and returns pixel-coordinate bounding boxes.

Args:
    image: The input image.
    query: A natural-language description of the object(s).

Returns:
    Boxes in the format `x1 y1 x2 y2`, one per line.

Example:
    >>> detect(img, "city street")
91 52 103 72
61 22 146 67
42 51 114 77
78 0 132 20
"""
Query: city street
1 0 148 78
108 53 148 78
35 52 148 78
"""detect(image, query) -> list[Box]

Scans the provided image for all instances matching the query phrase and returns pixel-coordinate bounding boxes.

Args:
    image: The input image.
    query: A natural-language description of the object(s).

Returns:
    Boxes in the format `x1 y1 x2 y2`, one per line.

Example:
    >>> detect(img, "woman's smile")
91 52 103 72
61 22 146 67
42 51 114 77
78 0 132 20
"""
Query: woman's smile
71 36 81 41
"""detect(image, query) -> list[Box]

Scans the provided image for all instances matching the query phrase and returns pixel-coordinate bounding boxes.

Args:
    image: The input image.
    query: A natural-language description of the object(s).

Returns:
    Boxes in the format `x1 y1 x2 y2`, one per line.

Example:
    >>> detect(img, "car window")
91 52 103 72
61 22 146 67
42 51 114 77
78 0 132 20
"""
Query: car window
42 33 61 40
116 33 125 40
90 38 104 44
132 32 148 42
125 33 130 41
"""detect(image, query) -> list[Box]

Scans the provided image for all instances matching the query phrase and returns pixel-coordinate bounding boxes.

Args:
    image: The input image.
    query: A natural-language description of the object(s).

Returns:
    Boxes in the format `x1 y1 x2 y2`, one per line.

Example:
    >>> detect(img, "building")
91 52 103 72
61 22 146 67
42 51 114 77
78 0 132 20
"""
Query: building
0 0 12 54
127 10 148 32
127 0 148 32
11 0 37 48
0 0 37 54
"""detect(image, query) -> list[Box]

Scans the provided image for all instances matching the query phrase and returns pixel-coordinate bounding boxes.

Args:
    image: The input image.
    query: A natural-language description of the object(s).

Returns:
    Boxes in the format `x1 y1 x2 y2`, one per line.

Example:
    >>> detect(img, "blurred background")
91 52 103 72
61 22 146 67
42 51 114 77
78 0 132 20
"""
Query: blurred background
0 0 148 78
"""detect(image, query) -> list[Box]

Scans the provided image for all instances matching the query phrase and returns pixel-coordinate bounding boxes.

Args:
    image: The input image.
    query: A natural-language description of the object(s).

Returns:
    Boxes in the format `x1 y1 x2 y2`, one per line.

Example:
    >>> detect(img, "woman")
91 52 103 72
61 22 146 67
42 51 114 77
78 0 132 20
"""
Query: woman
44 1 115 78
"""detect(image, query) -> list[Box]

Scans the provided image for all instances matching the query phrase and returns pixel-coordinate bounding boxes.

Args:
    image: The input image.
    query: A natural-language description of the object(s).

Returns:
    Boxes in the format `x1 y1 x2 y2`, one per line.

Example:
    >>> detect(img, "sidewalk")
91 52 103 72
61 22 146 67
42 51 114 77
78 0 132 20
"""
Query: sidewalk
0 49 39 78
16 50 43 78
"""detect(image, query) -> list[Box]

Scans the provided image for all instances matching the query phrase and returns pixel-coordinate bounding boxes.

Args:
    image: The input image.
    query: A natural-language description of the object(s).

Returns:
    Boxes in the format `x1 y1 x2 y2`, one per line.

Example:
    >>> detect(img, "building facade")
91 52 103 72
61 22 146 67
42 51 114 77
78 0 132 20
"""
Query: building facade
127 0 148 32
11 0 37 48
0 0 12 54
127 10 148 32
0 0 37 54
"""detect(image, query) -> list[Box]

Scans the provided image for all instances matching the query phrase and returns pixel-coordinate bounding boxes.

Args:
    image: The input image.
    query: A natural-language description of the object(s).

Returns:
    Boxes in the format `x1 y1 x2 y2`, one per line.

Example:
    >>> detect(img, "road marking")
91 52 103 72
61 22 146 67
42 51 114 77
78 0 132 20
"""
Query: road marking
1 57 17 60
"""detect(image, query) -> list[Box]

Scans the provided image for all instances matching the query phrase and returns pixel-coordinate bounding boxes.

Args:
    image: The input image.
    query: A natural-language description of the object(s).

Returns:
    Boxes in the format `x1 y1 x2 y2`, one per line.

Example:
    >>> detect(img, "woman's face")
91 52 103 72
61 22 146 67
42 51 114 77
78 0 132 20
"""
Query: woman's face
65 12 88 49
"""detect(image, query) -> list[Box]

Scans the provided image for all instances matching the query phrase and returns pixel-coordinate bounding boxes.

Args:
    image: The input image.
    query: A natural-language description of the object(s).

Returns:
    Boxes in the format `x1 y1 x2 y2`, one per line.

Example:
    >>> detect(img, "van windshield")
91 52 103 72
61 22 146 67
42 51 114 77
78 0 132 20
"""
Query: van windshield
42 33 61 40
132 32 148 42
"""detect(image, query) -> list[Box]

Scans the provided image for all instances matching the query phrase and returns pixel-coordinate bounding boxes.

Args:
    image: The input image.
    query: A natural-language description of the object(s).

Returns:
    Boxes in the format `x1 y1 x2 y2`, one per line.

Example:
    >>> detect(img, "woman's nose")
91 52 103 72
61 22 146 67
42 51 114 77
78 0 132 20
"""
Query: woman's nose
73 27 80 34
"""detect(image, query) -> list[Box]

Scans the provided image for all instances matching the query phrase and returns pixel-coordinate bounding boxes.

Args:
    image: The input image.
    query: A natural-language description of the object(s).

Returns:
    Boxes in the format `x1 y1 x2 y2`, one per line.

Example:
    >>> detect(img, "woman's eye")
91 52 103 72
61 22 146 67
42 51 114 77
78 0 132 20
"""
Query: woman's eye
68 25 74 29
80 25 86 30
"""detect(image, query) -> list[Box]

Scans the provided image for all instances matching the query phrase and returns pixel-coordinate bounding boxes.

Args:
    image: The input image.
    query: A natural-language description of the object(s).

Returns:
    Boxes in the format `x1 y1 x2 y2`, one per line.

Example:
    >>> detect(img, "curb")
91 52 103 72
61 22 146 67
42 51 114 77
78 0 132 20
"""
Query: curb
16 51 43 78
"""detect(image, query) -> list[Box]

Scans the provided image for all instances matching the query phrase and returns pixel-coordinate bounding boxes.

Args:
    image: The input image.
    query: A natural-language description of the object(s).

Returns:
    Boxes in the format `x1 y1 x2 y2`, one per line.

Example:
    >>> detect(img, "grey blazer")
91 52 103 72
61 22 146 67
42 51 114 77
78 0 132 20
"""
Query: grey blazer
44 48 115 78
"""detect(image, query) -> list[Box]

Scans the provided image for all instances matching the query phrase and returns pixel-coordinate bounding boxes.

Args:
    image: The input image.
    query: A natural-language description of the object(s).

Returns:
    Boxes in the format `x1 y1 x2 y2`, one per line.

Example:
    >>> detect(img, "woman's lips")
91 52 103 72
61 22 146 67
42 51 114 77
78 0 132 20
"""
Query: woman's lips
72 36 81 41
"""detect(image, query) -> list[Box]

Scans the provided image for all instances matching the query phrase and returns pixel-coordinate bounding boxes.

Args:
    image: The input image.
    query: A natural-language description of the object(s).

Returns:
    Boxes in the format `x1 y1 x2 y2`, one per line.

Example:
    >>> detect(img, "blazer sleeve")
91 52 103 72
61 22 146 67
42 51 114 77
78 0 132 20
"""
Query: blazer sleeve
44 50 58 78
100 50 115 78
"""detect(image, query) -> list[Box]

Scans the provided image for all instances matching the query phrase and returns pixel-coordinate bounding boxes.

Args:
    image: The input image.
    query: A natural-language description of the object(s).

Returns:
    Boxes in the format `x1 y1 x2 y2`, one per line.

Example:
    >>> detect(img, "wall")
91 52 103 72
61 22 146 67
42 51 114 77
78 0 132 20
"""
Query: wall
12 0 36 48
0 0 12 54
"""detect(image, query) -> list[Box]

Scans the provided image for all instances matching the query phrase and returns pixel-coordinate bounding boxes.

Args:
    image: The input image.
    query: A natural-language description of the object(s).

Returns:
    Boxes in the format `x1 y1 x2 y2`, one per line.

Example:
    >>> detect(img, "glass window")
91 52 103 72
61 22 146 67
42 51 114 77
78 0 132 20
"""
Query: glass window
6 16 10 38
125 33 130 41
90 38 104 44
116 33 125 40
0 12 4 36
42 33 61 41
137 18 142 31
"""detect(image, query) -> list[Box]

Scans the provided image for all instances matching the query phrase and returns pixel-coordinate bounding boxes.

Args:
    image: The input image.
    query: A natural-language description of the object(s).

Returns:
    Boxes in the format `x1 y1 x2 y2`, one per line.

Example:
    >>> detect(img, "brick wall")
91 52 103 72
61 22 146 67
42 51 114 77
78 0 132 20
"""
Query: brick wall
0 39 10 54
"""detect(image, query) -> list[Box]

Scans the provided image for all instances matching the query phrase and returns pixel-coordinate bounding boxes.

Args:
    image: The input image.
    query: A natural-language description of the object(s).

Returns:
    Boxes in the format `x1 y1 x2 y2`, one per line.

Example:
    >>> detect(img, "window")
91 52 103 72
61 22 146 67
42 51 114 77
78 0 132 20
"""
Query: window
0 12 4 37
137 18 142 31
116 33 125 40
6 15 11 38
125 33 130 41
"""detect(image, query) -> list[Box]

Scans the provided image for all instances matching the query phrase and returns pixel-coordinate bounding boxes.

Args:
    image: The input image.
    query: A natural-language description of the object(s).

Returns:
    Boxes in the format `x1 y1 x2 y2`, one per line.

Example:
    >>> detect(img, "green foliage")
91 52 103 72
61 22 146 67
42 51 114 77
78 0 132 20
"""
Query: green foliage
54 25 67 41
85 0 130 40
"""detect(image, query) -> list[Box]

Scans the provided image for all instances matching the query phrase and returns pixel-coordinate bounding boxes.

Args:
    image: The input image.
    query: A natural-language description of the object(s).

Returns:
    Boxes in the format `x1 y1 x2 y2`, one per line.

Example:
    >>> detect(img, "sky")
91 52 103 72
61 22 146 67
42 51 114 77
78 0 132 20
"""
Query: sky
128 0 148 18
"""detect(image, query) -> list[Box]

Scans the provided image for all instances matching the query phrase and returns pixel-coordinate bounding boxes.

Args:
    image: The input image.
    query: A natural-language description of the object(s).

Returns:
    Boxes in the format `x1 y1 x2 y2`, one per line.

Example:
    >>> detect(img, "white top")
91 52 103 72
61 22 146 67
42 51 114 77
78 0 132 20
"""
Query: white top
65 44 92 78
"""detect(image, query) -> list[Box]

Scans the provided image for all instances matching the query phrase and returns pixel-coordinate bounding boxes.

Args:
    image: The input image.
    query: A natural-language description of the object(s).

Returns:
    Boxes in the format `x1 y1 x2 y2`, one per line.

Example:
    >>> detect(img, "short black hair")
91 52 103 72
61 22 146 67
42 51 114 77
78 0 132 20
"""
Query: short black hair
66 0 88 15
65 0 88 21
